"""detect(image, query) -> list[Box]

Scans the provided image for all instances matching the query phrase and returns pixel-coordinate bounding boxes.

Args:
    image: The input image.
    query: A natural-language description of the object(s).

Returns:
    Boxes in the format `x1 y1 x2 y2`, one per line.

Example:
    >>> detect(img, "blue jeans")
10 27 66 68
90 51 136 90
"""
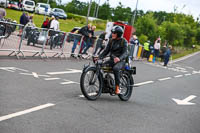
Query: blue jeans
71 38 79 54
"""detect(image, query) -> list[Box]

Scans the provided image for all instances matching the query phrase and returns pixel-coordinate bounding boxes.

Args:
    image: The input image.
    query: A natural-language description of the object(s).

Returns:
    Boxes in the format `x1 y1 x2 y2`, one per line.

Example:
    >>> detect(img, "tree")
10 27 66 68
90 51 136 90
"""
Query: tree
98 2 111 20
135 13 158 42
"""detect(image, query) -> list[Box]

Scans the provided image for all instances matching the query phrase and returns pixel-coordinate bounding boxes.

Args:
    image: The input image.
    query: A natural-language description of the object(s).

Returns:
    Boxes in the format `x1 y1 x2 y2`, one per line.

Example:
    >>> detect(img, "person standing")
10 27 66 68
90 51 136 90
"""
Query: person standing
154 38 161 61
18 12 29 36
93 31 107 55
82 25 96 55
70 23 91 57
143 40 150 59
164 45 172 66
50 17 59 31
130 35 139 60
0 8 6 19
41 18 49 28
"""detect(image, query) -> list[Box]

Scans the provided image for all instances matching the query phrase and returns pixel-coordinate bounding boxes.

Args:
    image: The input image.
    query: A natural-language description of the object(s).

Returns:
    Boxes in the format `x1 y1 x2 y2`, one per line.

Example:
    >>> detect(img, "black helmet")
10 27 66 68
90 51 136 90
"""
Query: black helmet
111 26 124 38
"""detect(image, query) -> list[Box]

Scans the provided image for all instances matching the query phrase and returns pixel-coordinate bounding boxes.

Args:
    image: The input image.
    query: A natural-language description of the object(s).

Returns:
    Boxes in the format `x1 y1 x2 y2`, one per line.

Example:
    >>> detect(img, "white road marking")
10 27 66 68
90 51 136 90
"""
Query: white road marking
47 69 82 75
79 95 84 98
60 79 80 85
171 51 200 63
185 66 194 70
0 103 55 122
44 78 60 81
174 75 183 78
0 67 29 72
185 73 192 76
32 72 39 78
192 71 200 74
172 95 197 105
158 77 172 81
20 73 50 78
176 67 186 70
134 81 154 86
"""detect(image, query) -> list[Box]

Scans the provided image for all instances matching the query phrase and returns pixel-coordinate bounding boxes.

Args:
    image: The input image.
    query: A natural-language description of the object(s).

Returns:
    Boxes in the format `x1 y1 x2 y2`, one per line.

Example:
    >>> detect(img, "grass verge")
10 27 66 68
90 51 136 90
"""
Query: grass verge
5 8 106 32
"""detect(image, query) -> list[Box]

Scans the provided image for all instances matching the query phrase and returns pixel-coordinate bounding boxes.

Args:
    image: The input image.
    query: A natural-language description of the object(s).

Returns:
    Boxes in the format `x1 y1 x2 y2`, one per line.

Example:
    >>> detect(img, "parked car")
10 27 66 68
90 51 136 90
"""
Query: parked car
35 3 51 15
8 1 19 10
49 8 67 20
22 0 35 13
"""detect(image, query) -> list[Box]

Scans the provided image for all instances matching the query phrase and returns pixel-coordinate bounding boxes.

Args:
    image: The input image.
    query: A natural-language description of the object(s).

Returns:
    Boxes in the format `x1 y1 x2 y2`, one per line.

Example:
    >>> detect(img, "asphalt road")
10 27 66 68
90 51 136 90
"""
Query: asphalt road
0 53 200 133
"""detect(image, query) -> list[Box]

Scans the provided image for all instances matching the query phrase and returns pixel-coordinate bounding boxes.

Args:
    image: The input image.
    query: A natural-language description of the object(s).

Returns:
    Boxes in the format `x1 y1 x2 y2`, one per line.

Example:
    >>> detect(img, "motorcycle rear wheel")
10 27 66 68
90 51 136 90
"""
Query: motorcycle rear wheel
118 71 134 101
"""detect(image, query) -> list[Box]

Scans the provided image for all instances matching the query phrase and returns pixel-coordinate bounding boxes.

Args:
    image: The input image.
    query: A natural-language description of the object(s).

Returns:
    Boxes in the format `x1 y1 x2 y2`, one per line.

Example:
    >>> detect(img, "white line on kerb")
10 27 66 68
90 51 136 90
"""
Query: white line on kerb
0 103 55 122
158 77 172 81
174 75 183 78
44 78 60 81
134 81 154 86
185 73 192 76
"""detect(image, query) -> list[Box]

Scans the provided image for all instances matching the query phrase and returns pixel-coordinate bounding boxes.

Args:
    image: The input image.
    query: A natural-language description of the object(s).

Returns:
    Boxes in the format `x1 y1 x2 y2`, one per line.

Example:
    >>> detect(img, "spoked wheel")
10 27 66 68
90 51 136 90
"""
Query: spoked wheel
118 71 134 101
80 67 102 100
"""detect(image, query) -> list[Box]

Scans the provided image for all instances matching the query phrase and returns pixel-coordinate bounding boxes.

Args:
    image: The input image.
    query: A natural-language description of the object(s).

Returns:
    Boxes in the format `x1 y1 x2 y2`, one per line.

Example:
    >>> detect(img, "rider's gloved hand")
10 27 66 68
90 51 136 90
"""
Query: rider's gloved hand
114 57 120 63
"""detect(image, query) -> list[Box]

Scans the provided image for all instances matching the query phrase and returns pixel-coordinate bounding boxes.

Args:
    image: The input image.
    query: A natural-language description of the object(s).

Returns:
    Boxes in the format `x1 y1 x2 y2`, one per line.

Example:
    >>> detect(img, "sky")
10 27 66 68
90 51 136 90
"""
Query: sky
62 0 200 19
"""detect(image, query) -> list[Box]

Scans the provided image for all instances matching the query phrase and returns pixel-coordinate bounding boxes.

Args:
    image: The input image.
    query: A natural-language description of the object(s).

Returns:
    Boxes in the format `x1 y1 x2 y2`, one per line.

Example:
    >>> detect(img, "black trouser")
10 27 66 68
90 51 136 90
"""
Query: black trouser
93 38 105 55
104 60 125 86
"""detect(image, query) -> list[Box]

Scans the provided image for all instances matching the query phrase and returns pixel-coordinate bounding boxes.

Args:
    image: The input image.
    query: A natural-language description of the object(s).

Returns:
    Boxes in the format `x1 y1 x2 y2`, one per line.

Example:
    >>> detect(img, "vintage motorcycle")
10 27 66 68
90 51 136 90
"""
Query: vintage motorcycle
80 56 136 101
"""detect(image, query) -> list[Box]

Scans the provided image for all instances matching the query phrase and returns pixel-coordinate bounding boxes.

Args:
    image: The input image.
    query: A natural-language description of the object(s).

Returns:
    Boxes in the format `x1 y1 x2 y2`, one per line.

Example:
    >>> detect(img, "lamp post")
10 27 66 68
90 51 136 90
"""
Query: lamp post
86 0 92 25
131 0 138 26
96 0 100 18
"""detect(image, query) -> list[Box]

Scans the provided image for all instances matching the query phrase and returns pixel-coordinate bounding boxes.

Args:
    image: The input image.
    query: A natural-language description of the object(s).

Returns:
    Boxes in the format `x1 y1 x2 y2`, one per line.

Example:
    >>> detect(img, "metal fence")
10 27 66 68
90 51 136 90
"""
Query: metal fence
0 21 24 59
0 20 145 61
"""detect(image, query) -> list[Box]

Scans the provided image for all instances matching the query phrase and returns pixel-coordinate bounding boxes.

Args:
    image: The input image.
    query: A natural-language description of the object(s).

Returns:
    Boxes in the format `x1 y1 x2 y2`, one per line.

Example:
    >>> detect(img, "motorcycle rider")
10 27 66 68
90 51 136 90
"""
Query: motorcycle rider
98 26 128 94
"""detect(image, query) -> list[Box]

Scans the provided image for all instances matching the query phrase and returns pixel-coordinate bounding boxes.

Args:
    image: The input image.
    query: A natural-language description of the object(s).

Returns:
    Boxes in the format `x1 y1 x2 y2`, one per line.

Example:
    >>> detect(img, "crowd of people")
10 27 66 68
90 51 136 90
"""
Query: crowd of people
130 35 172 66
18 12 60 36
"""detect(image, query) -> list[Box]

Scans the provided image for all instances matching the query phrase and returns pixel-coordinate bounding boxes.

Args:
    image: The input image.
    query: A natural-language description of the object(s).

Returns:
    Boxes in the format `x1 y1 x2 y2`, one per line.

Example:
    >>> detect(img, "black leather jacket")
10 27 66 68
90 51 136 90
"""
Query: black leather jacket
99 38 128 61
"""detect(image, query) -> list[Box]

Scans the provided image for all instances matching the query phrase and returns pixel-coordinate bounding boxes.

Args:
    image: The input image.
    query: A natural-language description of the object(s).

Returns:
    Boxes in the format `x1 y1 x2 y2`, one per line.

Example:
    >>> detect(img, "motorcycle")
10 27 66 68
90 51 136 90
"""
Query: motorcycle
80 56 136 101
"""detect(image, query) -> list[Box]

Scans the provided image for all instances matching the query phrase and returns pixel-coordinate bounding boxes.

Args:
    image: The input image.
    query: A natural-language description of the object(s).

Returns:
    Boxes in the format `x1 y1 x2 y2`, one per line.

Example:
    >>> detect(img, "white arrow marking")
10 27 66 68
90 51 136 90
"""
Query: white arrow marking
172 95 197 105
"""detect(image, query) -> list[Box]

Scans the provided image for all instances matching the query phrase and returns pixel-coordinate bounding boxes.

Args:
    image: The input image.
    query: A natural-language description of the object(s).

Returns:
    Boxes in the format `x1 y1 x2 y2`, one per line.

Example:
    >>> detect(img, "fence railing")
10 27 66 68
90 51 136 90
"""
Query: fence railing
0 21 146 60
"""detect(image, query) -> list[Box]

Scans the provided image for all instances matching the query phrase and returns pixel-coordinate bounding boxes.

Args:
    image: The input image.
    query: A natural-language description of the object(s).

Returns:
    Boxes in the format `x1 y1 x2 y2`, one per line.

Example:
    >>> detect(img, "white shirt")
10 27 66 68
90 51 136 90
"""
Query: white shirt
154 42 160 50
50 19 59 31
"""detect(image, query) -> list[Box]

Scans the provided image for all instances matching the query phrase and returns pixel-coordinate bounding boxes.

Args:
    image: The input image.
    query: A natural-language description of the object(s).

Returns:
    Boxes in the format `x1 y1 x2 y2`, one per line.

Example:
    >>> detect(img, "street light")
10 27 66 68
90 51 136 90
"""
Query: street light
131 0 139 26
86 0 92 25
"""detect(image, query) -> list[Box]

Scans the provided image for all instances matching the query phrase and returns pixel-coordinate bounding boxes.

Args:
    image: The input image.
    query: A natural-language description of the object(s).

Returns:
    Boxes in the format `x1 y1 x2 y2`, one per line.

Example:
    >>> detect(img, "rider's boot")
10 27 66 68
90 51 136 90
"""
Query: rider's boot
115 85 121 94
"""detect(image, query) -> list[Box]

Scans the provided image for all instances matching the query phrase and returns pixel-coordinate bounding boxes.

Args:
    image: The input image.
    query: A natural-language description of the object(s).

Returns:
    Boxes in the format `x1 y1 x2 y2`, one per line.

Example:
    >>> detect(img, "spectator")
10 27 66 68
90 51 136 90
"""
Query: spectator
70 23 91 57
130 35 139 60
164 45 172 66
50 17 59 31
154 38 161 61
82 25 96 55
93 31 107 55
160 41 167 62
0 8 6 19
143 40 150 59
25 15 35 28
47 16 55 29
18 12 29 36
41 18 49 28
18 0 22 10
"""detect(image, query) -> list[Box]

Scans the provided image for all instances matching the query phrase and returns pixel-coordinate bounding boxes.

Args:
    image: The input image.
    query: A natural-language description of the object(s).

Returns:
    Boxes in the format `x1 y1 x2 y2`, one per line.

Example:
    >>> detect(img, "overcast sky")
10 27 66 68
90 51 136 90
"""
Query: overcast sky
62 0 200 19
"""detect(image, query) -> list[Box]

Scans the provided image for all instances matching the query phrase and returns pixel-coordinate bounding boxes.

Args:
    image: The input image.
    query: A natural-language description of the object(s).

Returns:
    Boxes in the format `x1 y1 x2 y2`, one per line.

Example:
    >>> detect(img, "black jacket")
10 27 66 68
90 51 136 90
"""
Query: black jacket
78 25 89 37
99 38 128 61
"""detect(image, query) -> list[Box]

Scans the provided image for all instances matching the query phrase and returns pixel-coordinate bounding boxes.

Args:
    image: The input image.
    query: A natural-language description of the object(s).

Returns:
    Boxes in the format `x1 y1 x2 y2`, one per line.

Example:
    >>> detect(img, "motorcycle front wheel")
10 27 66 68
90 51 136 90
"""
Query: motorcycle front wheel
80 67 102 100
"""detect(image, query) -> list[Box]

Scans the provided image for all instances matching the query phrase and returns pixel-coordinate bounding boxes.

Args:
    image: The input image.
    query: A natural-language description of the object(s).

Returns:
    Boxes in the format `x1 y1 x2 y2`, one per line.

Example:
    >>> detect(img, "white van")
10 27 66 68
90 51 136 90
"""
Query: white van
35 3 51 15
22 0 35 13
